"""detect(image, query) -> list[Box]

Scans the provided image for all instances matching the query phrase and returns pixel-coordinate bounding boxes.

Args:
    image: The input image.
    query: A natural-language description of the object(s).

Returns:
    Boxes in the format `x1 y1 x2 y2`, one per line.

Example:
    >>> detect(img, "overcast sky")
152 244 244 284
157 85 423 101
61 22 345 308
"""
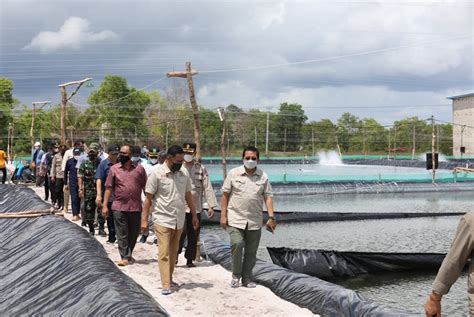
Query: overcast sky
1 0 473 125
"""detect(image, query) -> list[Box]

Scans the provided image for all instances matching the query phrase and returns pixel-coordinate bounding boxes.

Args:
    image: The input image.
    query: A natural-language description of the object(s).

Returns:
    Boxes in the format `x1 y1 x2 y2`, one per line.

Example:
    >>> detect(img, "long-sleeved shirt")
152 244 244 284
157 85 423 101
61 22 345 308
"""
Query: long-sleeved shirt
64 158 78 187
184 161 217 213
432 211 474 313
51 152 64 179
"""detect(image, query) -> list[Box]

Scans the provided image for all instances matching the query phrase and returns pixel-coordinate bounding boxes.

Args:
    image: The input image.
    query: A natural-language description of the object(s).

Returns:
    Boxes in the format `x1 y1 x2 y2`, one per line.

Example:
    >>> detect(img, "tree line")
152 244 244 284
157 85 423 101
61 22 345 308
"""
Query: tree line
0 76 453 156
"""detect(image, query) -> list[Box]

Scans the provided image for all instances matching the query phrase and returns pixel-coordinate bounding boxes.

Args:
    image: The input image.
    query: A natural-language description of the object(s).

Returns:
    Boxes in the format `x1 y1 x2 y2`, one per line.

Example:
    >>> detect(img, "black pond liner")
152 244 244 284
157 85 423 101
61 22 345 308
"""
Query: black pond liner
267 247 447 279
0 184 168 316
201 209 465 225
200 233 409 317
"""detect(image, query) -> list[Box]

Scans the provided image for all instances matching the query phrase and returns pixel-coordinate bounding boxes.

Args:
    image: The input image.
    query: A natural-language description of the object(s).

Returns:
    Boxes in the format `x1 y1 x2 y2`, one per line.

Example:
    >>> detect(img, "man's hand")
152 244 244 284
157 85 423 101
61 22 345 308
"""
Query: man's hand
64 184 69 191
101 204 109 218
141 218 149 235
51 176 56 183
207 207 215 219
425 293 442 317
220 213 228 230
95 196 102 208
192 214 200 230
266 218 277 234
78 189 84 199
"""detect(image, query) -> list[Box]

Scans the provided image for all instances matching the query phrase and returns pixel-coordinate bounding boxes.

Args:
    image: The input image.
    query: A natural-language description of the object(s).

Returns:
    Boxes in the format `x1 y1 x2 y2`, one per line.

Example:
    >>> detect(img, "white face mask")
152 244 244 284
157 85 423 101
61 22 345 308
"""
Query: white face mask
131 157 141 162
150 158 158 165
244 159 257 169
73 155 81 161
184 154 194 163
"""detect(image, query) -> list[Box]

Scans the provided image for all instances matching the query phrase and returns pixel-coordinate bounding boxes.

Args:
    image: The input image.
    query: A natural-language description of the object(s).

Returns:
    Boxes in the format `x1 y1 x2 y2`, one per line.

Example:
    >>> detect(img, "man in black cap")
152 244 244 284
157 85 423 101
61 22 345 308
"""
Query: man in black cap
178 142 217 267
96 144 120 243
64 147 82 221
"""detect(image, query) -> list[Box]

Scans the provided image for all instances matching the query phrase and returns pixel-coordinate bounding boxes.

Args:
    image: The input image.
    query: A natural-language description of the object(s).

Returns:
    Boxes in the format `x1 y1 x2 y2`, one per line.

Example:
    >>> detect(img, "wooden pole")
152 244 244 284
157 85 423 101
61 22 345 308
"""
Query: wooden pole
283 127 287 153
167 62 201 159
265 112 269 158
411 125 416 160
58 77 92 145
7 123 12 162
311 127 315 157
218 108 227 179
30 103 36 146
430 116 436 183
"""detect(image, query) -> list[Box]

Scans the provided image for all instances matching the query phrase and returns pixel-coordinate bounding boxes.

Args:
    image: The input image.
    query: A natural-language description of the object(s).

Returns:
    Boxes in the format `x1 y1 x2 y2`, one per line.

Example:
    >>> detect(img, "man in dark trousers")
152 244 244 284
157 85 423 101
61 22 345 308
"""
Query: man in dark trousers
178 142 217 267
64 147 82 221
96 144 120 244
103 144 147 266
51 144 66 210
78 143 103 236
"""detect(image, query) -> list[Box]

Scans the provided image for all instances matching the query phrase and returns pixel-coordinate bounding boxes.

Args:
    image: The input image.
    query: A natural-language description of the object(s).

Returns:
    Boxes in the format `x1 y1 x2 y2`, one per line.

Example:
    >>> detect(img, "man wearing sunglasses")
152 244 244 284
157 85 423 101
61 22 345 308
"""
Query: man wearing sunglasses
220 146 276 288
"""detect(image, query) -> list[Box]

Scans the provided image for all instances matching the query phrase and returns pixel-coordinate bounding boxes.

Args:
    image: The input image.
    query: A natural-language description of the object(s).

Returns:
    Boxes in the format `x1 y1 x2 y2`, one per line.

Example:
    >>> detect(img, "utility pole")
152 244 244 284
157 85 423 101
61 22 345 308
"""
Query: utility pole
265 112 270 158
393 125 397 159
436 124 440 154
388 128 391 159
218 107 227 179
429 116 436 184
254 125 257 147
283 128 287 153
167 62 202 159
30 101 51 146
58 77 92 144
461 125 466 158
311 127 315 157
411 125 416 160
7 123 12 162
165 122 169 150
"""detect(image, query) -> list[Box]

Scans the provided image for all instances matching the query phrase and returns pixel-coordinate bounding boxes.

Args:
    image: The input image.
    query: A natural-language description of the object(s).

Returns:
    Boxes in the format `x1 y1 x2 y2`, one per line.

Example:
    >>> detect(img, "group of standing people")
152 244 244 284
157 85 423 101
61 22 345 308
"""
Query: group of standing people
30 140 275 296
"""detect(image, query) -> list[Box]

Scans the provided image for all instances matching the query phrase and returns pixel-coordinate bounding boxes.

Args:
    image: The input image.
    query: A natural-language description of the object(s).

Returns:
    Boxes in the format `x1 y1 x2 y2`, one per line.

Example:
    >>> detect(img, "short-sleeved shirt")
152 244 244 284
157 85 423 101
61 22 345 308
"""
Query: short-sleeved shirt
105 162 147 212
0 150 6 169
96 158 115 203
222 165 273 230
145 163 191 230
184 162 217 213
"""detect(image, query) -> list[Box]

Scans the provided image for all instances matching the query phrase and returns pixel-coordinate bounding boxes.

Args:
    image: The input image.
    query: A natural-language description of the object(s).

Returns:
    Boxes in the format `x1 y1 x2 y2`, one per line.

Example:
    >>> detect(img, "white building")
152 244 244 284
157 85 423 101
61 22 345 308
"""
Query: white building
448 93 474 157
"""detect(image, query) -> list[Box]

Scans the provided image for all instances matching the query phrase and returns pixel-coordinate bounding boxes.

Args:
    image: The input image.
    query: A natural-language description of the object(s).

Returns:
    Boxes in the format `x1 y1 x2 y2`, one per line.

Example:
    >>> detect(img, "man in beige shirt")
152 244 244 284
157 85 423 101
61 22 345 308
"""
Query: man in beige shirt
142 145 199 295
220 146 276 288
425 211 474 316
178 142 217 267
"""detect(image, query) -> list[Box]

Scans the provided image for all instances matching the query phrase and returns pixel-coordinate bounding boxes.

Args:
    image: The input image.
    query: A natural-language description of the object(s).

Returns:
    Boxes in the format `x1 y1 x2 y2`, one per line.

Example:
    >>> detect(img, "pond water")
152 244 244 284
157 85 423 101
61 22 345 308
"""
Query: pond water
202 162 472 315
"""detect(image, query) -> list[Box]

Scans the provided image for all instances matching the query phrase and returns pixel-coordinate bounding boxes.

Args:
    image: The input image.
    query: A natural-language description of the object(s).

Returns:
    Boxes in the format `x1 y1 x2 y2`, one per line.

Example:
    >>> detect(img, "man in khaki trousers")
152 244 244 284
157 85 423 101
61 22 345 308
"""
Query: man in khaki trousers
142 145 199 296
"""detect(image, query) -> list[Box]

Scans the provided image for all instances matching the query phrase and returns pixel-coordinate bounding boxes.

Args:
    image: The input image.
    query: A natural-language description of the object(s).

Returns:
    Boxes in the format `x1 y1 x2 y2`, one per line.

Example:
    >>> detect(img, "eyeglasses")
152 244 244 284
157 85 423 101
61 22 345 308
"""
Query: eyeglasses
244 157 257 160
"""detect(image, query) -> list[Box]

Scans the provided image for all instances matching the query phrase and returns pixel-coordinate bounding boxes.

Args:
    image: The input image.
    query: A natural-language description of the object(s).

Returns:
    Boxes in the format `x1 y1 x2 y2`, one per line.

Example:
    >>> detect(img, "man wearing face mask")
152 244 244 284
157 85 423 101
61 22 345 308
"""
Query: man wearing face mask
31 141 44 186
51 144 67 210
177 142 217 267
96 144 120 244
78 143 104 236
139 146 162 244
220 146 276 288
103 145 147 266
142 145 199 295
132 145 152 176
64 147 82 221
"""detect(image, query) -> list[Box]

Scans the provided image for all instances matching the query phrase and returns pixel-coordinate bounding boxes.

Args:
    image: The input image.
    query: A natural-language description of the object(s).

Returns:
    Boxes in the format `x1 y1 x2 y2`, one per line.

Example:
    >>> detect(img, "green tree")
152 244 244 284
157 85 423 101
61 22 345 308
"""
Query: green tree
0 78 18 147
88 75 150 144
274 102 308 152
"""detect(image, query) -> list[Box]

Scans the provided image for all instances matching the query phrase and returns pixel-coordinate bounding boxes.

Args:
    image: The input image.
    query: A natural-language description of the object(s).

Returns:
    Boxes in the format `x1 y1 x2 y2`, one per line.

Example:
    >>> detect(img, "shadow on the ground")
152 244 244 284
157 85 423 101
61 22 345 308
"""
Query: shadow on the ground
179 282 214 290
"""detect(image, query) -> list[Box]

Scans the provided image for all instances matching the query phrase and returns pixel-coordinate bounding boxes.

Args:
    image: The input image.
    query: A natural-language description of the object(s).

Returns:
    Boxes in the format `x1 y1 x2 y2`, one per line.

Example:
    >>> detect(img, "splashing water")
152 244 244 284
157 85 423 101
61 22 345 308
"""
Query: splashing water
318 150 343 165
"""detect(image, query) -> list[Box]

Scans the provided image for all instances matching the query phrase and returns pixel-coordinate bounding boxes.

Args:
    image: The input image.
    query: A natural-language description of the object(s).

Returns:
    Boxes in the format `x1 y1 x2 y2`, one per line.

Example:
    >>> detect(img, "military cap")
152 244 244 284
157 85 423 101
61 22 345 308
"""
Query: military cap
183 142 197 153
88 142 100 153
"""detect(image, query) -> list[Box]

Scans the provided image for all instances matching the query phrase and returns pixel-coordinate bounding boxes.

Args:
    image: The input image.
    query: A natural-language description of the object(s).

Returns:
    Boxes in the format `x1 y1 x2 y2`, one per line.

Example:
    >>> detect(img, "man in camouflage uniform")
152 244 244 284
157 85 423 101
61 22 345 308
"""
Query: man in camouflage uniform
178 142 217 267
78 143 105 236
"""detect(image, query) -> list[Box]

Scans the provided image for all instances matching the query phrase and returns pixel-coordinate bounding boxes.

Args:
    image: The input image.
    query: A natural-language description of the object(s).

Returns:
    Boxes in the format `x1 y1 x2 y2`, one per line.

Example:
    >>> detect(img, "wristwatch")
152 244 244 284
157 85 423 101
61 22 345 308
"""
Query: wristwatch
268 216 276 221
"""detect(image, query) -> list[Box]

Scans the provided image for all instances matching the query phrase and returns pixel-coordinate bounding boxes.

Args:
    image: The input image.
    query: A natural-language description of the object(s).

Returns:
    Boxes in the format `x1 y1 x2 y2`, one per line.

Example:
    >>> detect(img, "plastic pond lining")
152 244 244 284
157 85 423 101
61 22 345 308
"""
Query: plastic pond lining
200 234 409 316
0 184 168 316
267 247 448 279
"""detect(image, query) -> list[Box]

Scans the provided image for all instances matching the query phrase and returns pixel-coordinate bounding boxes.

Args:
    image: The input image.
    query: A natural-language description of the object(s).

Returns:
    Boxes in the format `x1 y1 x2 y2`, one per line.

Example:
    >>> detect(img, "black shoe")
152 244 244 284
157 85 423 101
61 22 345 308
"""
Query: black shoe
153 238 158 245
98 228 107 237
139 235 147 243
186 260 195 267
106 239 116 244
81 222 86 227
88 224 95 235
